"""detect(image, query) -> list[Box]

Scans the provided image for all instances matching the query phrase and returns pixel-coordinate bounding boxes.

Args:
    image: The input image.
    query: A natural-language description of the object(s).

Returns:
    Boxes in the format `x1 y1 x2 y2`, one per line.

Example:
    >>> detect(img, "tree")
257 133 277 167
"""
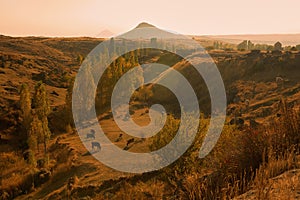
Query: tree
19 84 32 136
64 78 75 132
237 40 248 51
132 65 144 89
213 41 219 49
248 40 254 50
73 65 96 120
254 43 273 51
33 82 51 154
151 38 158 48
109 37 116 57
41 116 51 153
28 114 42 152
77 54 84 65
237 40 255 51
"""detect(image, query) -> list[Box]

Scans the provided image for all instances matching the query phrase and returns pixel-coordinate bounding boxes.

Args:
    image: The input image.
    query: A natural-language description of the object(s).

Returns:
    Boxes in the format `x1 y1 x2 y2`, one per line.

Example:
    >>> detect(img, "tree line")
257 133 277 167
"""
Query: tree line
237 40 300 51
19 82 51 166
208 40 300 52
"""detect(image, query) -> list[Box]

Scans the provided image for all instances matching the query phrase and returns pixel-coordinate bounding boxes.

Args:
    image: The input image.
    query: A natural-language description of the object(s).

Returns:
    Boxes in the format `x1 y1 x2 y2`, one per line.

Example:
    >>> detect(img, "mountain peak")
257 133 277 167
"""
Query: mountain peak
135 22 156 29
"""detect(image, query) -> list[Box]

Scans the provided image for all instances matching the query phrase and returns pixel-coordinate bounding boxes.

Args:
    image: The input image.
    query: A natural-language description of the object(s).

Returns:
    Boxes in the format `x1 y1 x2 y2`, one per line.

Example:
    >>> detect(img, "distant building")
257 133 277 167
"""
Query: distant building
274 41 282 51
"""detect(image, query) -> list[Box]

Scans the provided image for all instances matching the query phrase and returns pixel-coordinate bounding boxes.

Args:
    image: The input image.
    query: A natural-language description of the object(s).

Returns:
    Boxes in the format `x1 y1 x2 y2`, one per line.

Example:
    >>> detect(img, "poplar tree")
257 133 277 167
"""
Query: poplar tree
19 84 32 135
64 78 74 132
28 114 42 152
33 82 51 154
73 65 96 120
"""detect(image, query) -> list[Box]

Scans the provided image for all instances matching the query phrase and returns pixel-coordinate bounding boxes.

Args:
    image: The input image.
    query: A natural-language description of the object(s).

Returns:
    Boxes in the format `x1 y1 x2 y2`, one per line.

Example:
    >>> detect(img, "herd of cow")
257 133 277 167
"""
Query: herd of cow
86 129 101 152
86 129 138 152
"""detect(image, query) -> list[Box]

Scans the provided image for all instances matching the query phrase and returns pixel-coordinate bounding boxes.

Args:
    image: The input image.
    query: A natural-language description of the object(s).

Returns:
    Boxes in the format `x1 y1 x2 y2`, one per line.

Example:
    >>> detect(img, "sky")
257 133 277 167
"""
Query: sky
1 0 300 37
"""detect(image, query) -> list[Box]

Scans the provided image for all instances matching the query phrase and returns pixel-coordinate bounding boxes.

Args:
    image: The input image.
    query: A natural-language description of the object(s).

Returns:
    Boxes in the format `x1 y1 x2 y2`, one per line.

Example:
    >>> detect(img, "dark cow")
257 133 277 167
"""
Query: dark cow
126 138 135 146
124 114 130 121
229 118 244 126
123 138 135 150
91 142 101 152
114 133 123 142
50 91 59 96
249 119 260 128
86 129 95 139
276 76 284 88
23 150 31 161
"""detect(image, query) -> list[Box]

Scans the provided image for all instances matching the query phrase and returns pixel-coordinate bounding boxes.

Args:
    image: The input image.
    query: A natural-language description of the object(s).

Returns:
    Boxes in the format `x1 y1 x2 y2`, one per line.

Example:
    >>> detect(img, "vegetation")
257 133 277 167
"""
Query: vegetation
19 84 32 137
95 46 143 113
33 82 51 154
0 35 300 199
105 102 299 200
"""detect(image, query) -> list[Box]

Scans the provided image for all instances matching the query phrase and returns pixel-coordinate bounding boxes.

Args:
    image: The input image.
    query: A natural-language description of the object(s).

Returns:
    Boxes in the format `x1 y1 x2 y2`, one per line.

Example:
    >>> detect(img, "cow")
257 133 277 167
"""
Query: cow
114 133 123 142
123 138 135 150
91 142 101 152
276 76 284 83
249 119 260 128
67 176 78 199
229 118 244 126
245 99 250 107
126 138 135 146
124 114 130 121
50 91 59 96
276 76 284 88
86 129 95 139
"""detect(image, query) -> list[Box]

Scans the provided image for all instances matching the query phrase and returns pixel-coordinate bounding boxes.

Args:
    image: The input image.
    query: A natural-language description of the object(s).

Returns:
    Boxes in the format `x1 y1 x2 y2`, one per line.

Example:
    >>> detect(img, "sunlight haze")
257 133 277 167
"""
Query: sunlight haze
1 0 300 37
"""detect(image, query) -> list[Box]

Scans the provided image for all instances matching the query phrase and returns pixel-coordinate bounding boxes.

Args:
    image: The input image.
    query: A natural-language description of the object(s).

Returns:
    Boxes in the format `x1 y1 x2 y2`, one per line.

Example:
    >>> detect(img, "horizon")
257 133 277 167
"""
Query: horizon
1 0 300 37
1 24 300 38
2 24 300 46
1 21 300 39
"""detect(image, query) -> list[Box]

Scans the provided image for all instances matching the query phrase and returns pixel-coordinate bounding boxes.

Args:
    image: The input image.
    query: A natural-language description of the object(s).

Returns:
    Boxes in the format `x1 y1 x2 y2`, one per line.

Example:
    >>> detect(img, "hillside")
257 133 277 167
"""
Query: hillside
148 50 300 123
0 34 300 199
0 36 104 134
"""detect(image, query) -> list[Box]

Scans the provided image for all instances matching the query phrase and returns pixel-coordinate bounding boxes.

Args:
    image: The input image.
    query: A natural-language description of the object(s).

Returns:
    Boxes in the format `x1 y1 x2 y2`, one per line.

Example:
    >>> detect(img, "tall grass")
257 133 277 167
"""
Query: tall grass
91 101 299 199
180 100 300 199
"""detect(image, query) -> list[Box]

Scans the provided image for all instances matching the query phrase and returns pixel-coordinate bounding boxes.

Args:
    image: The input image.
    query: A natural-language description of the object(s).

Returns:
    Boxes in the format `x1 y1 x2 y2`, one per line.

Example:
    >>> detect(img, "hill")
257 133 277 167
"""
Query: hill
0 35 104 134
0 34 300 199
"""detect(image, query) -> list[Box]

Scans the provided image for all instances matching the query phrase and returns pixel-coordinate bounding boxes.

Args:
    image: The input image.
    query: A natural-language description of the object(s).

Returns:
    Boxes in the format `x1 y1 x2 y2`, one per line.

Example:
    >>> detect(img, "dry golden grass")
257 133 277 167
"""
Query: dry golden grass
142 101 300 200
110 180 165 200
235 152 300 200
0 152 31 191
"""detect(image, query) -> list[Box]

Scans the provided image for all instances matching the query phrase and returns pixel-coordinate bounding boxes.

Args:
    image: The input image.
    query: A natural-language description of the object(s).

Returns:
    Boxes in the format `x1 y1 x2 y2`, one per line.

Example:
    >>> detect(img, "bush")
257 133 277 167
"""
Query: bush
148 100 300 199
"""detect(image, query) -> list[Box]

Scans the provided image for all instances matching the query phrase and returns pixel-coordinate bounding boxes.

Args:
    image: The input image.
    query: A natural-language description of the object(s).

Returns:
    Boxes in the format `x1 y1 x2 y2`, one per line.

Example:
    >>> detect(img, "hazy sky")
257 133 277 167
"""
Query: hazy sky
1 0 300 37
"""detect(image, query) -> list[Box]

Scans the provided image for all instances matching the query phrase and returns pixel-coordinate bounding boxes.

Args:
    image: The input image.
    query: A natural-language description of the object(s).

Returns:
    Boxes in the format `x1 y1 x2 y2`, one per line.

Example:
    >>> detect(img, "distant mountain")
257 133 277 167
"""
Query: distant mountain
119 22 184 41
135 22 156 29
